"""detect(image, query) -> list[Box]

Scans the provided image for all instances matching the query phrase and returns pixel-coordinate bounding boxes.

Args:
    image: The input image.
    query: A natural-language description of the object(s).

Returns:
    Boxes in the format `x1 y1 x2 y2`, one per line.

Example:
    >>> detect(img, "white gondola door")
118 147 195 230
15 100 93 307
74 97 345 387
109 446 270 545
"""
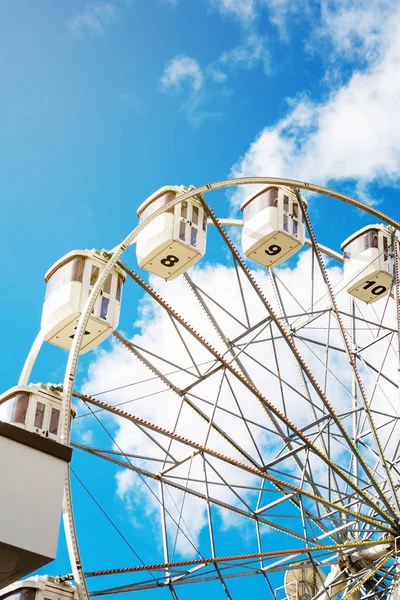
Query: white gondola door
282 193 301 240
31 398 61 441
176 201 202 250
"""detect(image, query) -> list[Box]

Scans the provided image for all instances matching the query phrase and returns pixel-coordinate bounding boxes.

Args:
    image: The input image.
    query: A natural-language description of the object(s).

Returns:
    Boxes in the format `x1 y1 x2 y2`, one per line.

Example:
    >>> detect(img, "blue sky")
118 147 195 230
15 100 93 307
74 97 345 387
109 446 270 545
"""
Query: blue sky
2 0 400 598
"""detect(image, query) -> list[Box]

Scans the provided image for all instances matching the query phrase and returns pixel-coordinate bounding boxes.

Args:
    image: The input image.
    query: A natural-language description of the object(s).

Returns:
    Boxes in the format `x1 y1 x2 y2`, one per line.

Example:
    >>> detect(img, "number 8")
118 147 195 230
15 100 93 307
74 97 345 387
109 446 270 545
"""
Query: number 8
161 255 180 268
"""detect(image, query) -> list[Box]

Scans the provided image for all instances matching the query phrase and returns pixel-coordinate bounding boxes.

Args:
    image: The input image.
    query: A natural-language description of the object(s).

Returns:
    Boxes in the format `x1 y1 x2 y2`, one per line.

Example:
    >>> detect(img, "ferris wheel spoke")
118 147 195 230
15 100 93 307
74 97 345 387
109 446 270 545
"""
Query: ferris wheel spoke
200 203 399 522
116 264 329 483
188 302 390 516
76 426 206 560
268 270 327 442
203 453 262 515
363 563 398 599
83 538 396 599
299 195 400 518
233 256 252 328
72 441 315 542
366 294 398 359
113 331 265 469
356 330 394 354
338 308 398 334
76 439 354 548
221 374 266 465
357 352 398 418
114 262 398 522
167 312 204 378
202 457 234 600
184 273 251 331
342 550 395 600
72 391 393 536
297 330 400 397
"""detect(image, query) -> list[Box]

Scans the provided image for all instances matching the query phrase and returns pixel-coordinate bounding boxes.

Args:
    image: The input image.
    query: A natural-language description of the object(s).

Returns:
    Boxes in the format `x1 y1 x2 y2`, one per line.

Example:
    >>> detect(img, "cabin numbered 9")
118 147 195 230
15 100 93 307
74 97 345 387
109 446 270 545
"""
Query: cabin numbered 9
341 225 393 304
136 186 207 280
0 384 72 587
41 250 125 354
240 186 306 269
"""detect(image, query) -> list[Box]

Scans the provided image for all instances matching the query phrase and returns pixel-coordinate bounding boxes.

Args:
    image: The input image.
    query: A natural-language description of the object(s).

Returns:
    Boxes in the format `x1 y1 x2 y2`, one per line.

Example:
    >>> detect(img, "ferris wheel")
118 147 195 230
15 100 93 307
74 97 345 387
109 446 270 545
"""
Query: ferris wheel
1 177 400 600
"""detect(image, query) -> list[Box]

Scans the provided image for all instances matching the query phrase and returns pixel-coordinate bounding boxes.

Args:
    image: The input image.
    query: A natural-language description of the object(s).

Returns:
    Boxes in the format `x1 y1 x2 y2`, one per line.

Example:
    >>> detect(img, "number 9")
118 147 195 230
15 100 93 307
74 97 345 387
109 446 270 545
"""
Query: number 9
265 245 281 256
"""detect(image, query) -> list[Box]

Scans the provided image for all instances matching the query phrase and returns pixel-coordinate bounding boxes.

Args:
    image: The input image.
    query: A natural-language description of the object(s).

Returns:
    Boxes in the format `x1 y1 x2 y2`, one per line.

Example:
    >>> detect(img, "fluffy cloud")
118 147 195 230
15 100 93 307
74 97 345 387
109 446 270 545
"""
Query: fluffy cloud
317 0 397 61
66 2 118 38
217 33 270 74
210 0 397 52
210 0 257 22
161 34 270 122
161 56 204 94
230 7 400 208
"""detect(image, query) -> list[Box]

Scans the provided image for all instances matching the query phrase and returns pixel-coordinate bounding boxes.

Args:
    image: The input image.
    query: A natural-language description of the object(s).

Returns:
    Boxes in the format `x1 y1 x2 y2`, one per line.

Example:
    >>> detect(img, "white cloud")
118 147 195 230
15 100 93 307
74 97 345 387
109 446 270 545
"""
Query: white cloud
211 0 257 22
160 56 216 125
317 0 396 61
230 7 400 208
66 2 118 38
161 56 204 94
161 34 270 122
161 2 399 125
159 0 181 6
208 0 303 33
210 0 398 62
218 33 270 74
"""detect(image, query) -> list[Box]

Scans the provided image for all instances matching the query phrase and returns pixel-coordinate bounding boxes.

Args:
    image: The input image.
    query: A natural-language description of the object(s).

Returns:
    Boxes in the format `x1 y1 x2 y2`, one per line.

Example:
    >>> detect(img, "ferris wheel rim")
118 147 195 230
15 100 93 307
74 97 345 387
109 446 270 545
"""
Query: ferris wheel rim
62 175 400 435
57 177 400 599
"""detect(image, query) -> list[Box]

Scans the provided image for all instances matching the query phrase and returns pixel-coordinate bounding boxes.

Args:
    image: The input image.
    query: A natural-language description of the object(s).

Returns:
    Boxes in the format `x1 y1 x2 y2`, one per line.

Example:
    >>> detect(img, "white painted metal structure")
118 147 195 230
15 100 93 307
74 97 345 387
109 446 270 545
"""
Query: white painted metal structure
3 177 400 600
41 250 125 353
136 185 207 280
0 576 78 600
240 185 306 268
0 383 62 441
283 562 326 600
341 224 393 304
0 385 71 588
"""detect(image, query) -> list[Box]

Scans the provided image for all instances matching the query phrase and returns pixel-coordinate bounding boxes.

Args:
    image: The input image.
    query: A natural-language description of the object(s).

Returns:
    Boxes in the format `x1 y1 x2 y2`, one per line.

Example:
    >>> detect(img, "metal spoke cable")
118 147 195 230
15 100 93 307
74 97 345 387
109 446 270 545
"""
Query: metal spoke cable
74 388 170 419
113 329 265 471
70 468 153 577
82 400 205 560
299 194 400 517
202 203 397 522
75 390 393 532
73 441 318 542
84 538 395 577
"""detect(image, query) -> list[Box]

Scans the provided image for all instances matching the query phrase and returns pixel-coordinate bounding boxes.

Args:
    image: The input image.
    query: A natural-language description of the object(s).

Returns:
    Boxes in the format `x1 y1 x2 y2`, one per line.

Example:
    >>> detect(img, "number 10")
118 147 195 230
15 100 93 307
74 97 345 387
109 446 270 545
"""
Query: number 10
363 281 386 296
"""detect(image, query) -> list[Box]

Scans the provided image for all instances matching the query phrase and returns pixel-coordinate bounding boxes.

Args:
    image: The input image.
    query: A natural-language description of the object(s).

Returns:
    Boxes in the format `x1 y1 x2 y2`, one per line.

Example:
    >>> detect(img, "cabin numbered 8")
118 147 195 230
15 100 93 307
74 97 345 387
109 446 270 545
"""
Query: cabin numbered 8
341 224 394 304
240 185 306 269
0 384 72 587
41 249 126 354
136 186 207 280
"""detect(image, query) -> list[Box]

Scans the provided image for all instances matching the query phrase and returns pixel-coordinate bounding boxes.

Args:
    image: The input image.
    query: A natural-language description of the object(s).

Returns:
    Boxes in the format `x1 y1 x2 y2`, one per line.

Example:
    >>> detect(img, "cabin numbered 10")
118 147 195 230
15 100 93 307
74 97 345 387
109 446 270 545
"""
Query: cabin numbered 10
41 249 126 354
0 384 72 587
136 186 207 280
341 224 393 304
240 185 306 269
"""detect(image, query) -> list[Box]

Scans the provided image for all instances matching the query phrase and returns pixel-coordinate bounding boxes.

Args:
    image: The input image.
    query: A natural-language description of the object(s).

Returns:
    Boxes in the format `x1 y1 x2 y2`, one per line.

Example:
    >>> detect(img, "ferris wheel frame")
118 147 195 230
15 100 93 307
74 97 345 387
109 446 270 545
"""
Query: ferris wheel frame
18 176 400 600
